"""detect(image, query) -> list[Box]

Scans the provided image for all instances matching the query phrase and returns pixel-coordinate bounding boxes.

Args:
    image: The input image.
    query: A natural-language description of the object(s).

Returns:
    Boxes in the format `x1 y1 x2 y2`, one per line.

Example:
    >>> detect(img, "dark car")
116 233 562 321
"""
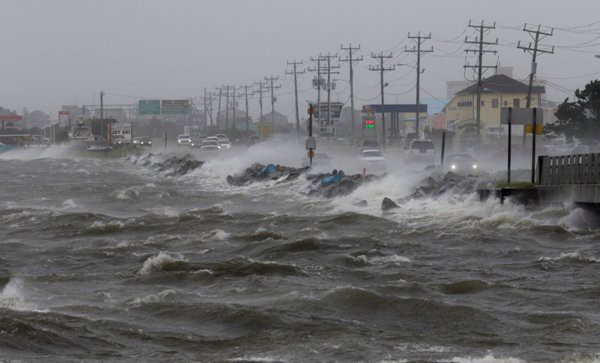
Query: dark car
445 153 478 173
133 136 152 146
190 137 206 148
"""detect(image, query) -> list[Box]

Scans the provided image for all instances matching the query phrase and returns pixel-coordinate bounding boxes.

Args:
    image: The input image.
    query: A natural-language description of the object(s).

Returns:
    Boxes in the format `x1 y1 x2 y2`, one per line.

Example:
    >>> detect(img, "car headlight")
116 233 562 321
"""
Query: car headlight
472 164 478 169
451 164 457 170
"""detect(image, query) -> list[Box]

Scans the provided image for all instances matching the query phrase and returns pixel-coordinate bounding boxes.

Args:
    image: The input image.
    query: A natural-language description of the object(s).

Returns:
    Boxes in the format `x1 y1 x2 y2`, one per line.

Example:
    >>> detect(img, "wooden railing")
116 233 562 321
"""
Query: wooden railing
538 154 600 185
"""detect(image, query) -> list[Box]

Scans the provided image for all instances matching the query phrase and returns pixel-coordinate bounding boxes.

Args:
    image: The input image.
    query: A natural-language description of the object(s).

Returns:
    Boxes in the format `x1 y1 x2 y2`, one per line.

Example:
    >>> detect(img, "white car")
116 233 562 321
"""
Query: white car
177 134 192 147
200 139 220 151
360 149 385 163
217 137 231 149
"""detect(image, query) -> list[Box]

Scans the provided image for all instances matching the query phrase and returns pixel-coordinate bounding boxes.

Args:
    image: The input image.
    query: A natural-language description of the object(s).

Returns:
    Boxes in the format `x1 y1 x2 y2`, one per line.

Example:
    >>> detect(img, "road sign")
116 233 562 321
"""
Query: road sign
161 100 189 115
364 119 375 129
305 136 316 150
501 108 544 125
525 124 544 134
138 100 161 115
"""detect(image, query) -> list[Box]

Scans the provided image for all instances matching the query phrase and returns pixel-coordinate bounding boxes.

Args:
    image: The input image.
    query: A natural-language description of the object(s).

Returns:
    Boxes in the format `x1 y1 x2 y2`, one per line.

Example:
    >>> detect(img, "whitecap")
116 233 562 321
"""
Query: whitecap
0 278 43 312
538 251 600 264
449 354 525 363
138 251 186 275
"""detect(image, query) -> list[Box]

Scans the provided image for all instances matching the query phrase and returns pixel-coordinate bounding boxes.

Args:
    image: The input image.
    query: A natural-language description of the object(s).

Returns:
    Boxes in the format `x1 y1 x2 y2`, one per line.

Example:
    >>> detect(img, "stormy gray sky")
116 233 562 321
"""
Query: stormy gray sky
2 0 600 119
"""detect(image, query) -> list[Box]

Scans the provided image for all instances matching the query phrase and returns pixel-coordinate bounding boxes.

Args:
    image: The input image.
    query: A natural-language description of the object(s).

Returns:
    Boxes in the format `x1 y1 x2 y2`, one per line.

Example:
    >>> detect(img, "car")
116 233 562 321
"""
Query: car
200 139 220 151
360 139 381 152
177 134 192 147
406 139 435 164
190 137 206 148
360 149 385 163
445 153 478 173
217 137 231 149
133 136 152 146
215 134 228 139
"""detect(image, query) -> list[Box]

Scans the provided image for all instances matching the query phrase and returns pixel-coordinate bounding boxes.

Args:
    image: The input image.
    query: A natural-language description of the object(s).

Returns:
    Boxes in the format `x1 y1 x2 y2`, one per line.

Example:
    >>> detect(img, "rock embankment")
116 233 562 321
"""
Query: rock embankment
132 153 204 176
226 164 379 198
380 171 480 210
226 163 310 186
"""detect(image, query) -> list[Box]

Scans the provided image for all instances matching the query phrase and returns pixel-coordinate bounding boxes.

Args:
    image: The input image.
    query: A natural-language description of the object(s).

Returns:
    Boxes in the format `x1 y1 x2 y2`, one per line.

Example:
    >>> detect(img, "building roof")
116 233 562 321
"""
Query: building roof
456 74 545 95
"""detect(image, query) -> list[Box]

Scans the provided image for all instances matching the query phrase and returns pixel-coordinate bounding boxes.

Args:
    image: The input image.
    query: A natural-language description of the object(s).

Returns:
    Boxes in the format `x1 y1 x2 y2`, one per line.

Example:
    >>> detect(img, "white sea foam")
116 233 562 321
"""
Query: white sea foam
202 229 231 241
61 198 78 209
449 354 525 363
539 251 600 264
0 143 76 161
128 289 179 307
0 278 42 312
138 251 186 275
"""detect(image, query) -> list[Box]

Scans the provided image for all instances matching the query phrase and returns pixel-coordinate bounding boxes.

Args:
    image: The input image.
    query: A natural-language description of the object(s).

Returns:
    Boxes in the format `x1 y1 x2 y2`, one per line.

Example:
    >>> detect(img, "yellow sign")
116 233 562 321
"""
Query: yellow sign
525 124 544 135
258 124 272 137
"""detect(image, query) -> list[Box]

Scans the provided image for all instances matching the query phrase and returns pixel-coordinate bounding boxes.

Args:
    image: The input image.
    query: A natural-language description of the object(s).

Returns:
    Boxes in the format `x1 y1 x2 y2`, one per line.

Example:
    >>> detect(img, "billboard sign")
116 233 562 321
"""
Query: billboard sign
161 100 189 115
58 111 70 127
501 108 544 125
138 100 161 115
111 123 133 144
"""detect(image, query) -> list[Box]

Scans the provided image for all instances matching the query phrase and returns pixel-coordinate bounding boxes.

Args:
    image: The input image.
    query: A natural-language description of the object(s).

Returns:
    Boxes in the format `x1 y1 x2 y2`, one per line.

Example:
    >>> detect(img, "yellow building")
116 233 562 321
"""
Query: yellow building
444 74 545 140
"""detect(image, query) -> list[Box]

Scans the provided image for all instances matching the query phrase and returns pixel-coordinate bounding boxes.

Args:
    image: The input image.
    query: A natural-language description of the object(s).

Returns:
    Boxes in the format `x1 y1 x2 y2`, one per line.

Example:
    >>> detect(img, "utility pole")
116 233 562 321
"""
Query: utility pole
216 87 223 131
240 84 252 131
464 20 498 146
286 59 305 134
518 24 554 145
308 54 324 137
100 91 104 120
254 81 268 126
340 44 363 145
265 76 280 134
224 86 230 132
322 53 340 137
203 87 208 132
369 52 395 147
405 32 433 138
208 91 214 129
232 86 237 131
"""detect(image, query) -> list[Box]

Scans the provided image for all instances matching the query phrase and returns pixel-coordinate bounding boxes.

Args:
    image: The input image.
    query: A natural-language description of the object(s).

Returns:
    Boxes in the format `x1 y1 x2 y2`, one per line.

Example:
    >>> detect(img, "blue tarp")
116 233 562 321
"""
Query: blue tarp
260 163 276 175
321 174 342 187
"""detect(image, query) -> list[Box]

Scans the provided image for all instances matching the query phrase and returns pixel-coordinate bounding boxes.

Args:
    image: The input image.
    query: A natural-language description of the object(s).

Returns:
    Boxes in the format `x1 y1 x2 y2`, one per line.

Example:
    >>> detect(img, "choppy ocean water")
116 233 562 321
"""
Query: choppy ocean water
1 143 600 362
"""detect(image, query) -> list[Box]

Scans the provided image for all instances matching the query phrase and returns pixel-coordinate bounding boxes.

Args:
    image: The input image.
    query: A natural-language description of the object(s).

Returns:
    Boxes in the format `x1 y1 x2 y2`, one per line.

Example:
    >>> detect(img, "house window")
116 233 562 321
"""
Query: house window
481 100 485 107
503 100 508 107
513 98 520 108
492 98 499 108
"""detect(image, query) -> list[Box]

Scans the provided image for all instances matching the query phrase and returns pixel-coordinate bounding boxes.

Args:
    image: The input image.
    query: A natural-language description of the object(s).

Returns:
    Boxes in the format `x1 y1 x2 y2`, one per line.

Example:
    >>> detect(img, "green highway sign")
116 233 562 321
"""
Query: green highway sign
138 100 161 115
161 99 189 115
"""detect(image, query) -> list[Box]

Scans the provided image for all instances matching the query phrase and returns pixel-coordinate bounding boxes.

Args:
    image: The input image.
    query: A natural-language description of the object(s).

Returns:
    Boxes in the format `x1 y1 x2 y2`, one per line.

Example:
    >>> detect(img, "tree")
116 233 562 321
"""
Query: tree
550 79 600 143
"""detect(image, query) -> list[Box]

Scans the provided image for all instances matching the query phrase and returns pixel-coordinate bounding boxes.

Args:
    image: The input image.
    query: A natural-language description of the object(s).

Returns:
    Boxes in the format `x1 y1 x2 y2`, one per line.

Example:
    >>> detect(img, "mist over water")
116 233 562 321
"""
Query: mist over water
1 144 600 362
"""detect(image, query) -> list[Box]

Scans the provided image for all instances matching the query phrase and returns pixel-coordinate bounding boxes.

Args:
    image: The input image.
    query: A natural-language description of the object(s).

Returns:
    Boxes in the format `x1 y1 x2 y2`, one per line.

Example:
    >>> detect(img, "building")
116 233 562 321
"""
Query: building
444 73 545 140
257 111 290 136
